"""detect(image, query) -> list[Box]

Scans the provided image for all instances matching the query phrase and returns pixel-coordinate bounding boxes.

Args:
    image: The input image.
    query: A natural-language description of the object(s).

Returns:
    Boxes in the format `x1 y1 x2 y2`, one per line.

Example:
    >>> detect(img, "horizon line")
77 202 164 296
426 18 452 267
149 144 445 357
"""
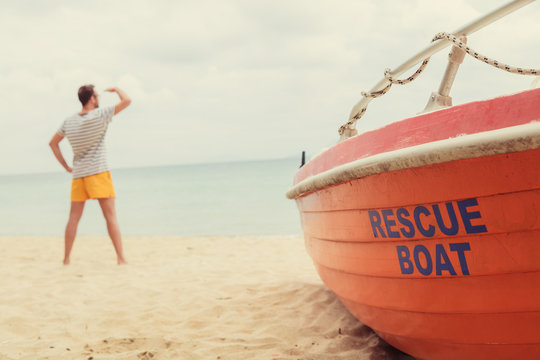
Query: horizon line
0 155 302 177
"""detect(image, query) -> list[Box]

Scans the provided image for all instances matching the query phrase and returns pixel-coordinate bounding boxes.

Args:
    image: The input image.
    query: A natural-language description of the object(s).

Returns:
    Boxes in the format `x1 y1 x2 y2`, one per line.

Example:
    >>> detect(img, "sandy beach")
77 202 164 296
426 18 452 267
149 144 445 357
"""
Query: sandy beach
0 236 411 360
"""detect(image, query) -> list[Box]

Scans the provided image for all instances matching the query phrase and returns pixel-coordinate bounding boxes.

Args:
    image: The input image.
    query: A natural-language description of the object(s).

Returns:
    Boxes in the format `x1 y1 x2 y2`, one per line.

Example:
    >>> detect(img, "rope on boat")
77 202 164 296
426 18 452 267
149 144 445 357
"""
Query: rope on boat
338 59 431 135
338 32 540 136
432 32 539 75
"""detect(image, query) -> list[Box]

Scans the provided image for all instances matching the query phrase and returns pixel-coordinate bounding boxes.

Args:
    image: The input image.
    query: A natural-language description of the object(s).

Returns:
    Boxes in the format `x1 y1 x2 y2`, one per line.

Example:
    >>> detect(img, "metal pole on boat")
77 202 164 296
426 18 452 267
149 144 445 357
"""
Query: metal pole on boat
422 37 468 112
343 0 536 140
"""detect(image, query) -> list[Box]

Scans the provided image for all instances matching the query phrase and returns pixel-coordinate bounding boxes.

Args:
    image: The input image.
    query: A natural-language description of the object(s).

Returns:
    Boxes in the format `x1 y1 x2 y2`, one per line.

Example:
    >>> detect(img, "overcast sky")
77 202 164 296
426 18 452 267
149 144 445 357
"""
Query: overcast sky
0 0 538 175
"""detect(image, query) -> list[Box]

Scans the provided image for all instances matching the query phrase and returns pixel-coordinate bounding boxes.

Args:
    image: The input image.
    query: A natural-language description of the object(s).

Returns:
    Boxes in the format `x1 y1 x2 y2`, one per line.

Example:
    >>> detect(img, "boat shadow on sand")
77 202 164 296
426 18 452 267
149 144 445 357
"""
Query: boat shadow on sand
299 284 415 360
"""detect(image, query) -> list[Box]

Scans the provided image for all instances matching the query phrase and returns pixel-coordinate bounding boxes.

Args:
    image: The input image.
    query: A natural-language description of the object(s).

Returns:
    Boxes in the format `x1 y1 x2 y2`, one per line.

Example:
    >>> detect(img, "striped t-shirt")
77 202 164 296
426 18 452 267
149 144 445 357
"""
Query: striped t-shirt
57 106 115 179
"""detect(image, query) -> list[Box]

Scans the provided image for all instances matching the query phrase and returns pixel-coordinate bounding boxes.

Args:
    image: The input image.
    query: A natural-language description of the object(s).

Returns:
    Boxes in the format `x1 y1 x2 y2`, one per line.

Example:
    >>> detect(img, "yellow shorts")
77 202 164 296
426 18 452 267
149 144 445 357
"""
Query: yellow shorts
71 171 116 202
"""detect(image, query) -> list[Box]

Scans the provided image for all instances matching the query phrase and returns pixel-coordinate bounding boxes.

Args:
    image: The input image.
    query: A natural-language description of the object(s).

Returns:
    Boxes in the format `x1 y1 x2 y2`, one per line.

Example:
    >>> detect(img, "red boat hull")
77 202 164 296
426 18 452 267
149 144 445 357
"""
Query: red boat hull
289 89 540 359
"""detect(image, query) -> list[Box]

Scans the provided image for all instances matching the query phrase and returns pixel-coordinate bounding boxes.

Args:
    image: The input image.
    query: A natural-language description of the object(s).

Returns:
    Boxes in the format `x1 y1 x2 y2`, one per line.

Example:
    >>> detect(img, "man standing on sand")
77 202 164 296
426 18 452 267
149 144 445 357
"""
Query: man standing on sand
49 85 131 265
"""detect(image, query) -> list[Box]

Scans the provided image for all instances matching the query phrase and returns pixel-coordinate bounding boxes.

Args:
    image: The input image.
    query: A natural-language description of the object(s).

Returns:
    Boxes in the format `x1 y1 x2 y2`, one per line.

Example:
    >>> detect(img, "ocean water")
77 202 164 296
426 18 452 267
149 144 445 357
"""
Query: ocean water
0 158 303 237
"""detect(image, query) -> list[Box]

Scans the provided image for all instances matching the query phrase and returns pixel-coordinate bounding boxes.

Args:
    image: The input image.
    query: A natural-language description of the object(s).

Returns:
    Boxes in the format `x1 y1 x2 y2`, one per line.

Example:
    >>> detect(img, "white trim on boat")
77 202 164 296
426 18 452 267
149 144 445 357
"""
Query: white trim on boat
286 121 540 199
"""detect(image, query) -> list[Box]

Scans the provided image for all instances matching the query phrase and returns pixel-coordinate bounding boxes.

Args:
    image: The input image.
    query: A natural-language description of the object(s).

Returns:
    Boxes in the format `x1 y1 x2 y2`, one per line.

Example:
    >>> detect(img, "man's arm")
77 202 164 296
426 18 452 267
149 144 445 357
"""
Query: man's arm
49 133 72 173
105 87 131 115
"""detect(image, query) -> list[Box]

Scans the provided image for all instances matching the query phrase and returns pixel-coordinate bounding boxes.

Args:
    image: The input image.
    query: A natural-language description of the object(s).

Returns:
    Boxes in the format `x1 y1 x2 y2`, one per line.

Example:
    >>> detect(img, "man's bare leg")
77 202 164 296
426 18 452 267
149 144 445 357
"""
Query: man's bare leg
64 201 85 265
98 197 127 265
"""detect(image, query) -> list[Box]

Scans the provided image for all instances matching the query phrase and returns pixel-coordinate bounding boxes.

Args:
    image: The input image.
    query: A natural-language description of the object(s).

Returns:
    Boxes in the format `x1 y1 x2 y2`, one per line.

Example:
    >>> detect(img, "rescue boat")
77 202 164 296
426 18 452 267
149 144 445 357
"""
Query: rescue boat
286 1 540 359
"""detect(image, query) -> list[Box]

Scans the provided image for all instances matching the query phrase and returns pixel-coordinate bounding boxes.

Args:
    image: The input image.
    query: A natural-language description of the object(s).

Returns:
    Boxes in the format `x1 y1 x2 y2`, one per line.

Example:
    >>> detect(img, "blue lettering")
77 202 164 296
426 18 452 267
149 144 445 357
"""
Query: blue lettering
458 198 487 234
413 245 433 276
449 242 471 275
435 244 457 275
373 198 486 240
413 206 435 237
396 208 415 238
396 246 414 274
382 209 400 238
396 243 471 276
369 210 386 238
432 203 459 236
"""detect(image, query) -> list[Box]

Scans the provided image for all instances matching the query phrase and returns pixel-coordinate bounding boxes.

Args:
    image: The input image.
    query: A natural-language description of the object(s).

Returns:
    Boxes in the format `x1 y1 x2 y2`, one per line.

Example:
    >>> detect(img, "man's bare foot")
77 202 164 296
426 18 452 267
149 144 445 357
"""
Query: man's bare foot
117 258 128 265
63 259 70 265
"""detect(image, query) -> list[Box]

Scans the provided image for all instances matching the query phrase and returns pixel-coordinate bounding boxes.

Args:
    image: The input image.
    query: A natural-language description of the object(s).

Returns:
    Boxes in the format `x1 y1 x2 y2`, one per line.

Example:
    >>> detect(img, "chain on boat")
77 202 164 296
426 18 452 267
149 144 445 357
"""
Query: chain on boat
338 32 540 136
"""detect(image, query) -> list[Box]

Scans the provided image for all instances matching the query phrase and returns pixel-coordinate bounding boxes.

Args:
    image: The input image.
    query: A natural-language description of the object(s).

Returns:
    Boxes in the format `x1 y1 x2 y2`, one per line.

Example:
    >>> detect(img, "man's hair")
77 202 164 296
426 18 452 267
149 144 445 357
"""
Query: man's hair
78 84 95 106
